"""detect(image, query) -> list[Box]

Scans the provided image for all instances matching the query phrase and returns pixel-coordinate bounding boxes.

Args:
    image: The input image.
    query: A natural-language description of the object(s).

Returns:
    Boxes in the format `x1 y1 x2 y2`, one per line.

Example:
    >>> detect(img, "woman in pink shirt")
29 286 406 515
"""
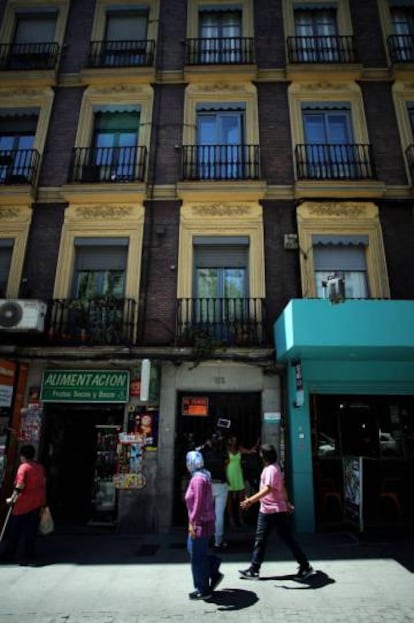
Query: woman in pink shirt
238 444 313 580
185 450 224 600
2 444 46 566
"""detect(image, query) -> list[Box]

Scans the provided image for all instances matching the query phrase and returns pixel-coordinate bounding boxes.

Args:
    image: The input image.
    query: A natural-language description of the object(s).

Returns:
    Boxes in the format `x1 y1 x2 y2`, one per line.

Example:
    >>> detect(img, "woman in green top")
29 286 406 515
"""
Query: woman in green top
226 436 257 528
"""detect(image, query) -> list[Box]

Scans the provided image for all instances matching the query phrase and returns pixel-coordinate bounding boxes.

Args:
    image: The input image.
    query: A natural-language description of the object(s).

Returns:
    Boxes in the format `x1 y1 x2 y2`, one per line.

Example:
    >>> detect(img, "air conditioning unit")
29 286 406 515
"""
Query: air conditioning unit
0 299 47 332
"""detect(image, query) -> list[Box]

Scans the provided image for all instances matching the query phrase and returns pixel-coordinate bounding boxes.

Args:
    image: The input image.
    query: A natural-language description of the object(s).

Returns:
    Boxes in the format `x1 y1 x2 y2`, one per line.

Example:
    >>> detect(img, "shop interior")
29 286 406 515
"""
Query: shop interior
40 404 124 528
173 391 262 525
311 394 414 532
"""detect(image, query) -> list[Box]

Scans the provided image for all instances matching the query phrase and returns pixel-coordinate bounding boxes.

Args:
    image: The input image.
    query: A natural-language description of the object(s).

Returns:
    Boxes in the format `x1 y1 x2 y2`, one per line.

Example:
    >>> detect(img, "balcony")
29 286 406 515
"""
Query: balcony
387 35 414 63
181 144 260 181
287 36 357 64
69 146 147 183
295 144 375 180
0 149 40 185
88 39 155 68
47 298 137 346
0 42 59 70
185 37 255 65
176 297 266 348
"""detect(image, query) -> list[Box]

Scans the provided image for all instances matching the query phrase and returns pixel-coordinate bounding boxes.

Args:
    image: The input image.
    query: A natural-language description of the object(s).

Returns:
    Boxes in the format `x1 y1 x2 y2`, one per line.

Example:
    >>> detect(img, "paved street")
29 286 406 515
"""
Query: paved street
0 528 413 622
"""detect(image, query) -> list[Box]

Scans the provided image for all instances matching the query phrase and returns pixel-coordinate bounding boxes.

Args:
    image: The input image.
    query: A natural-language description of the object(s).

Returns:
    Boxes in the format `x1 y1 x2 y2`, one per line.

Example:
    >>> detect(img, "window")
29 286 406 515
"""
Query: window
72 238 128 299
9 9 58 69
0 111 39 183
0 239 14 297
193 236 249 340
312 235 369 299
296 202 390 299
198 9 242 63
80 107 140 182
390 3 414 61
294 5 338 61
196 104 245 179
302 103 355 178
102 8 149 66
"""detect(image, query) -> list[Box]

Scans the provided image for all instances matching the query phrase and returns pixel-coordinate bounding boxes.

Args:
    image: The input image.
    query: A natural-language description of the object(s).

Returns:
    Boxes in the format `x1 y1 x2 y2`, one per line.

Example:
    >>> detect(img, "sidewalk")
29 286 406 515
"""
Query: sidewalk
1 526 413 623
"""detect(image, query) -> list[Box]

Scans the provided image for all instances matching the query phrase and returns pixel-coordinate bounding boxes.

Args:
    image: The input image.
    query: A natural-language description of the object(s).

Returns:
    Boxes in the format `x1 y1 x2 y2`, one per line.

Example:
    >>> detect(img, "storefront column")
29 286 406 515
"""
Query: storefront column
286 364 315 533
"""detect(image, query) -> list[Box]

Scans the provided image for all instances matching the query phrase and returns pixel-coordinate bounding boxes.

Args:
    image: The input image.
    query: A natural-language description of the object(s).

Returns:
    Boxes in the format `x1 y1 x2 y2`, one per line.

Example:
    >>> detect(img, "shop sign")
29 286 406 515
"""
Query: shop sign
0 359 16 407
182 396 209 416
40 370 130 403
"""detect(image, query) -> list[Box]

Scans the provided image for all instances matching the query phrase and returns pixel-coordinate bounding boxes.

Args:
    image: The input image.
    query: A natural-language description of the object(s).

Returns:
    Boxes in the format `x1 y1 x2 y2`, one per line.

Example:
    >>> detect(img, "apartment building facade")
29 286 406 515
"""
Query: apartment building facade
0 0 413 534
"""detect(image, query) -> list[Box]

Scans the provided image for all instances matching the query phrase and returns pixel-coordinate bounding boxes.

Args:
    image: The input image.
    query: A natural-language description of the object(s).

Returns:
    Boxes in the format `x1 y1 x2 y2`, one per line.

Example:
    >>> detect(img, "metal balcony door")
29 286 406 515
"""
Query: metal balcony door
303 107 354 178
194 240 248 339
294 8 337 61
199 10 241 63
197 109 244 179
92 110 140 181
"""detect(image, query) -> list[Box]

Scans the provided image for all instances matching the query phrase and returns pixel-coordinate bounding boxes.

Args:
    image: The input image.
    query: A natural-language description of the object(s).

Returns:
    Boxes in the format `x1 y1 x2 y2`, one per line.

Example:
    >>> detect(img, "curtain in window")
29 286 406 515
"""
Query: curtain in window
391 7 414 60
199 10 242 62
294 8 338 61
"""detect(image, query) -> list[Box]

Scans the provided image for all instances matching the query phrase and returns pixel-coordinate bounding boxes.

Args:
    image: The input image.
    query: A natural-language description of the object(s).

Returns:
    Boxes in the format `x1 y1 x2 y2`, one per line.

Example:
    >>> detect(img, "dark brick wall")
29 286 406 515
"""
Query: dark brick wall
39 87 85 187
263 200 301 338
59 0 96 74
254 0 286 69
379 202 414 300
158 0 186 71
22 203 66 300
257 83 294 184
361 82 408 186
150 84 185 185
140 200 180 345
350 0 387 68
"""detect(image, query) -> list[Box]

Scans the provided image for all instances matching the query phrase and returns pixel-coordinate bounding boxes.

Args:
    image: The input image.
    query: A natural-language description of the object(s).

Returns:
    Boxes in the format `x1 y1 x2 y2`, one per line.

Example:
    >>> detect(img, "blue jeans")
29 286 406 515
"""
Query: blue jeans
187 535 221 594
250 511 309 571
212 482 228 546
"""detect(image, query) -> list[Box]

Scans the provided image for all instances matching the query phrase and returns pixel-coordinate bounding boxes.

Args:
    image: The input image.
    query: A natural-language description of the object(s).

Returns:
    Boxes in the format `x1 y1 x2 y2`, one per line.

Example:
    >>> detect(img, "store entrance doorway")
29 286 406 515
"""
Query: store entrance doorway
40 404 124 527
173 391 262 525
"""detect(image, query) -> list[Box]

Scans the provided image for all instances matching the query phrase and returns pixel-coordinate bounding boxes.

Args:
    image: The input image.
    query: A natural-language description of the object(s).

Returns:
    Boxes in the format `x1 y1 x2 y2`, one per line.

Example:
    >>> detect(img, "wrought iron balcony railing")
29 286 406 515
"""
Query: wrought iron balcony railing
47 298 137 346
287 35 357 64
176 297 266 347
0 42 59 70
185 37 255 65
0 149 40 185
88 39 155 68
69 146 147 183
388 34 414 63
181 144 260 181
295 143 375 180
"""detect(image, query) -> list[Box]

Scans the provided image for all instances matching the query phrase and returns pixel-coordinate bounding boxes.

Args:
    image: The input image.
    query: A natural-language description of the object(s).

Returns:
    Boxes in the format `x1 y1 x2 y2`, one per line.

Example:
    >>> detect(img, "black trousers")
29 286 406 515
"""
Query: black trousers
250 511 309 570
4 508 41 561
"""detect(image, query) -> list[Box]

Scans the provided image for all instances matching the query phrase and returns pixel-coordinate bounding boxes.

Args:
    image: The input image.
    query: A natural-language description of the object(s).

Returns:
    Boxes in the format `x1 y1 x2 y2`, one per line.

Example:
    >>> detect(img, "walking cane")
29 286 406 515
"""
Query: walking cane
0 505 13 542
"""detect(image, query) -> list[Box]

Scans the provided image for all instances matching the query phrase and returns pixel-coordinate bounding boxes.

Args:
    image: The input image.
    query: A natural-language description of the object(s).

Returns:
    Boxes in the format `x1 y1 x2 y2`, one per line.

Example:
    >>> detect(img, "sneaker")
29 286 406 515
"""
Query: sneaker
239 567 260 580
210 571 224 592
188 590 213 600
295 564 314 580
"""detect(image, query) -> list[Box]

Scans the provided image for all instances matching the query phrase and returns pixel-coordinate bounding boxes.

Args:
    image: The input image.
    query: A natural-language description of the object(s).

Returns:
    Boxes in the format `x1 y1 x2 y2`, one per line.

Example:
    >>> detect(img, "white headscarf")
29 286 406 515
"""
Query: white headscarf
186 450 211 480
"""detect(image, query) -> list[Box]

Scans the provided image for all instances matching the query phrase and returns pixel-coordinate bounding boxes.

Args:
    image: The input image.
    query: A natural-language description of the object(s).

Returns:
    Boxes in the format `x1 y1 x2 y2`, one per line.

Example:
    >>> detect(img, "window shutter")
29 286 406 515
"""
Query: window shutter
313 245 367 271
105 10 148 40
14 11 57 43
74 238 128 270
194 237 249 268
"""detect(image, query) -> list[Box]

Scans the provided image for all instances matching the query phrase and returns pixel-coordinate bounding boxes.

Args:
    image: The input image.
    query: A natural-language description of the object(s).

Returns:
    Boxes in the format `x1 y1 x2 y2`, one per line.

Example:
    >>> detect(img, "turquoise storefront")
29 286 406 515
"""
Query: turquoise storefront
275 299 414 533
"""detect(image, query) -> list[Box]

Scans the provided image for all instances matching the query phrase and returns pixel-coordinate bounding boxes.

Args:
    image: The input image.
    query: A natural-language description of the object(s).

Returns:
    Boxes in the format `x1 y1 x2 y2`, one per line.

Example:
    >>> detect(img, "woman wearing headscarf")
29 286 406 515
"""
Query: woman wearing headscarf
185 450 224 600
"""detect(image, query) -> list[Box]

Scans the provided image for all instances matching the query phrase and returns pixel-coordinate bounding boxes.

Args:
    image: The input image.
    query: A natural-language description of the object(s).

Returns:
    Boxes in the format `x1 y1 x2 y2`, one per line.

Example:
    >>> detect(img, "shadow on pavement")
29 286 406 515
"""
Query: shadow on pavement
264 570 336 590
208 588 259 611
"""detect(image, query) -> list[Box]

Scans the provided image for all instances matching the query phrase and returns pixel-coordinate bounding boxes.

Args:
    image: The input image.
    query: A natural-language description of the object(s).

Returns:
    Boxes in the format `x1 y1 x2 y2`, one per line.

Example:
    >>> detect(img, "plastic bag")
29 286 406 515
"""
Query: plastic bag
39 506 54 535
